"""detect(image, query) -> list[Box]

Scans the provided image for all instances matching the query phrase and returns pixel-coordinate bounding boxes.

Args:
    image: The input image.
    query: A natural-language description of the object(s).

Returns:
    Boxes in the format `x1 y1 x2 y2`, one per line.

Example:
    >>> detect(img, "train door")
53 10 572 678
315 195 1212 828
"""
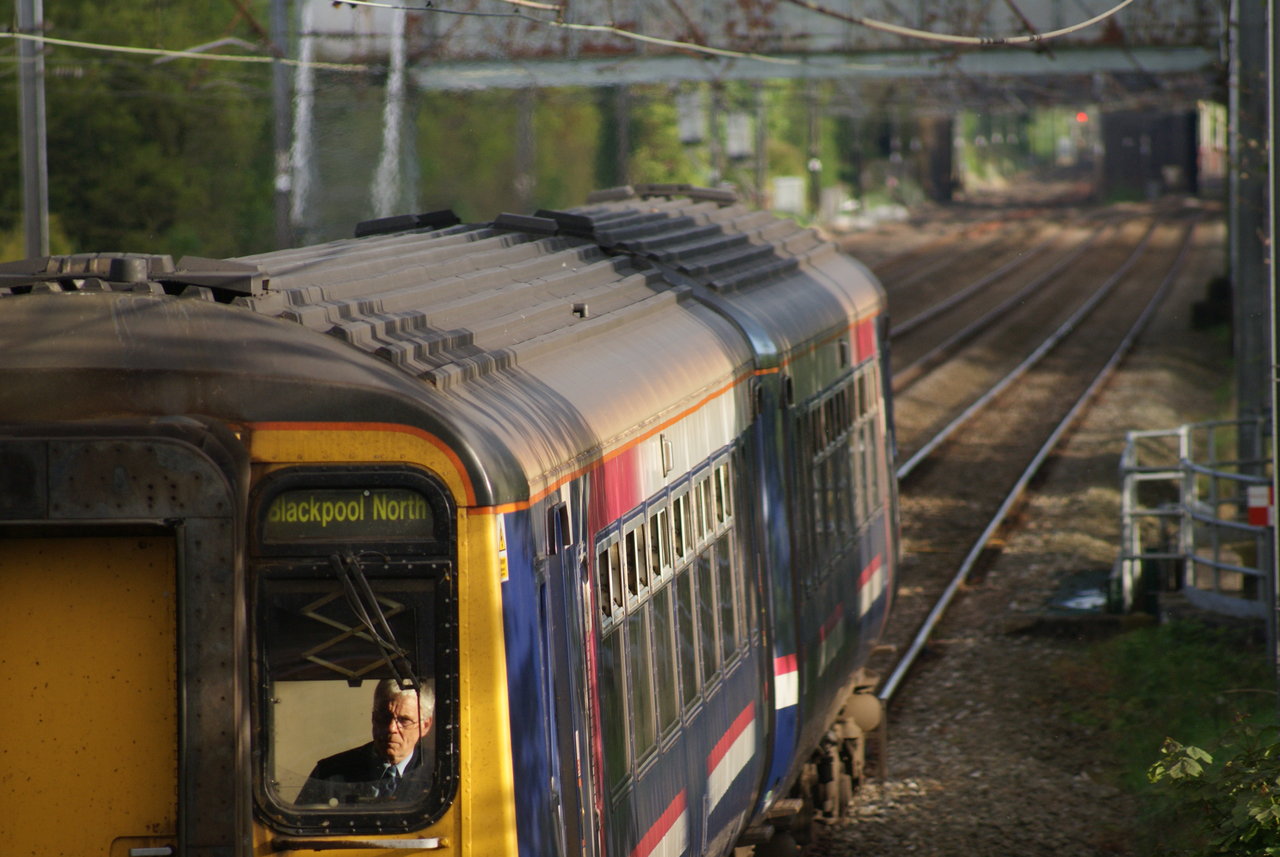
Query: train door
0 422 248 857
542 501 598 857
1 534 179 857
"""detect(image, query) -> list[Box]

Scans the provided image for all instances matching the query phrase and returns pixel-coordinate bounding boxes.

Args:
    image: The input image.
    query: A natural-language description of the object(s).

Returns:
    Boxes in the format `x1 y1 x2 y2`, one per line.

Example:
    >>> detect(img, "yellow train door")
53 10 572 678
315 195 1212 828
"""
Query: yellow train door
0 535 179 857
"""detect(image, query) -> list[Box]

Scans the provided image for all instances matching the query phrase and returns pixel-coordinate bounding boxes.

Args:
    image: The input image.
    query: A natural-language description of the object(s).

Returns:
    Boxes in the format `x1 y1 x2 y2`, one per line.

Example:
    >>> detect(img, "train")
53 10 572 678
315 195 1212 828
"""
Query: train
0 184 899 857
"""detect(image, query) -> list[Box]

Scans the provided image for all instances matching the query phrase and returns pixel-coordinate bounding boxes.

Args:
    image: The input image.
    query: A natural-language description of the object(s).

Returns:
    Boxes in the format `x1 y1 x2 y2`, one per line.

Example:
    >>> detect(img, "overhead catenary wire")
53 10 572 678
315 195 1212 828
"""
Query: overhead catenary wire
2 0 1141 73
781 0 1138 47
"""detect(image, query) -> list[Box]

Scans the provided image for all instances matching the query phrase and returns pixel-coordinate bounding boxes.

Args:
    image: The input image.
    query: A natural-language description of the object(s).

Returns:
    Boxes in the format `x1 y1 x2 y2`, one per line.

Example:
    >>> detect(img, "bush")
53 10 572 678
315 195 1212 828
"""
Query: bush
1148 721 1280 855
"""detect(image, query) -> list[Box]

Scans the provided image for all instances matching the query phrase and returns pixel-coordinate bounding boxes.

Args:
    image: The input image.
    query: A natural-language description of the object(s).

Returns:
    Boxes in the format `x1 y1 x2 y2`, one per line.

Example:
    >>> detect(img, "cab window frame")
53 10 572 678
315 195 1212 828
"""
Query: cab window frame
249 465 459 837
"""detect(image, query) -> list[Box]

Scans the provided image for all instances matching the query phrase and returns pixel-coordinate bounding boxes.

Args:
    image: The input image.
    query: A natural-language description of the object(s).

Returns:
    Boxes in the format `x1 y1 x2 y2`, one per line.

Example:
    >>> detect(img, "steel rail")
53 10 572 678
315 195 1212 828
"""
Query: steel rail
878 225 1038 298
878 216 1199 704
889 221 1079 338
895 216 1167 482
889 219 1126 394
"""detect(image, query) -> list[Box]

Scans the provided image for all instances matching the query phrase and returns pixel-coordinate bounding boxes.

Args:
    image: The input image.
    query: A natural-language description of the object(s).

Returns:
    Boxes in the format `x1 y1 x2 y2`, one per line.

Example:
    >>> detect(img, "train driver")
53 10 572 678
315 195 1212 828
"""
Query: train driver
294 677 434 806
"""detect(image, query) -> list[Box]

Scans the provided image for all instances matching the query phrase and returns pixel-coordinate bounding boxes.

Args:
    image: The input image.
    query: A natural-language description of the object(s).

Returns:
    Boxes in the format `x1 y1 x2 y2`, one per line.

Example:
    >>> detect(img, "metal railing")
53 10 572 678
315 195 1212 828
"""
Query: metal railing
1114 418 1273 631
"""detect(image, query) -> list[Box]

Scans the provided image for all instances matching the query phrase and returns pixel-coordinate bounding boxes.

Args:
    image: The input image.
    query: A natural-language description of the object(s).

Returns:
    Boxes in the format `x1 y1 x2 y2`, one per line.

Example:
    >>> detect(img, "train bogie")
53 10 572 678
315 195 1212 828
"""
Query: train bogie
0 185 897 857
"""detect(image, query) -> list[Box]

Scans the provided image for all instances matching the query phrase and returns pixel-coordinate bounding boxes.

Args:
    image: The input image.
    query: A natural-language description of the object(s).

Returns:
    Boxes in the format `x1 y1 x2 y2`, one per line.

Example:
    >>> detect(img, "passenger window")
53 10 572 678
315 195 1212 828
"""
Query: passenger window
597 539 625 620
716 537 738 662
695 552 718 686
714 464 731 525
835 452 854 537
600 628 629 792
649 508 669 580
694 479 708 542
624 534 638 597
675 567 699 707
699 477 713 540
672 493 689 561
625 610 656 760
598 548 612 618
650 585 679 733
856 427 871 524
625 522 649 595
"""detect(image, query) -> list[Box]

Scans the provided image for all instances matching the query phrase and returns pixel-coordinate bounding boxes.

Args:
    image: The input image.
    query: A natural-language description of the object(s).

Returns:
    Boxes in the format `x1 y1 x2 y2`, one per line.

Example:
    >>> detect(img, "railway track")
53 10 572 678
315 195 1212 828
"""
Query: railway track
809 195 1227 857
860 203 1203 705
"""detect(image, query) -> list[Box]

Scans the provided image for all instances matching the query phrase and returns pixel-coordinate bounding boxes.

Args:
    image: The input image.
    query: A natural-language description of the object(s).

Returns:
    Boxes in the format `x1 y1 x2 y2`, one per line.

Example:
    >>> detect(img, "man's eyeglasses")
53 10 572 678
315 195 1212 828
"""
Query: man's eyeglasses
373 712 420 731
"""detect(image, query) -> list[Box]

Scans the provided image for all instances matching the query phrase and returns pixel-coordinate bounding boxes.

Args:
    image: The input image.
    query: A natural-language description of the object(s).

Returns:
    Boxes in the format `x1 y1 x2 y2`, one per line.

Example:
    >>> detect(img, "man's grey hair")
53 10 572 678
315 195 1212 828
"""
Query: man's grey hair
373 677 434 719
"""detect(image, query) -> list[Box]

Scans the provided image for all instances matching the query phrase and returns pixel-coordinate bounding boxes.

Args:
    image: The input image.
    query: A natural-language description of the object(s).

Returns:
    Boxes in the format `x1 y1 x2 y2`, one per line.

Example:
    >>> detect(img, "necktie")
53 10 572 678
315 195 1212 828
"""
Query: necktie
379 764 400 797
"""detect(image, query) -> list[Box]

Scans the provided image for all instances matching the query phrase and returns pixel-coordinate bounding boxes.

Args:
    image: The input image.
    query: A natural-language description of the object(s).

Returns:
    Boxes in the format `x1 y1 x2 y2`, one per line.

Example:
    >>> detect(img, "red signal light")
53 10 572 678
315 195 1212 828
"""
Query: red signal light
1076 112 1089 123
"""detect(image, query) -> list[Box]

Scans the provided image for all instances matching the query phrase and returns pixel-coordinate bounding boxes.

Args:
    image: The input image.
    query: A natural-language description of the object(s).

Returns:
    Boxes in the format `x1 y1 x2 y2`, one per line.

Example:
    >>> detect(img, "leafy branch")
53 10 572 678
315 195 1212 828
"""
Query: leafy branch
1148 722 1280 855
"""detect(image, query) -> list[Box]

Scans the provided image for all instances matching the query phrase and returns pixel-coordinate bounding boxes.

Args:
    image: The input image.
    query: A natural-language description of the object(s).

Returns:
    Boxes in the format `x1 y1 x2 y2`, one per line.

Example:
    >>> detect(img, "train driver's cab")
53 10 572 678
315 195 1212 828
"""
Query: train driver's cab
250 467 458 836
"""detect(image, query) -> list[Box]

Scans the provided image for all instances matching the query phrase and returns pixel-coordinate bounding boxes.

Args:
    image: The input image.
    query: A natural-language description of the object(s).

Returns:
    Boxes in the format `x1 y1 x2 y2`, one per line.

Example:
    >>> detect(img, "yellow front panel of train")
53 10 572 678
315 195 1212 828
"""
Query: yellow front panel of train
0 536 178 855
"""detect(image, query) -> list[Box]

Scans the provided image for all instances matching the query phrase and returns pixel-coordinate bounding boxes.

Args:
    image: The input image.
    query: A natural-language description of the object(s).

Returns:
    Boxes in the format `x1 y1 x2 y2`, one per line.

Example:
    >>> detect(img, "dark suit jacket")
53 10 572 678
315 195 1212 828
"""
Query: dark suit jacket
294 741 433 806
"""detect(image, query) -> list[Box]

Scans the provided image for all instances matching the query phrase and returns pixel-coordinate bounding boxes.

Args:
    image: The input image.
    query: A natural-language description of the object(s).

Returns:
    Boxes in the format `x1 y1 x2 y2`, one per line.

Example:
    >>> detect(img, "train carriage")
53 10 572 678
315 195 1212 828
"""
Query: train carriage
0 185 897 857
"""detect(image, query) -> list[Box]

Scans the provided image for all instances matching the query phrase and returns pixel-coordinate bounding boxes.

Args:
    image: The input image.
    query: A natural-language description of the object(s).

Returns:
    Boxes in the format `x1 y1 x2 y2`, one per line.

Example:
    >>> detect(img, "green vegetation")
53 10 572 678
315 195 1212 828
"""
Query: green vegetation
1 1 277 259
1149 725 1280 855
1062 620 1278 854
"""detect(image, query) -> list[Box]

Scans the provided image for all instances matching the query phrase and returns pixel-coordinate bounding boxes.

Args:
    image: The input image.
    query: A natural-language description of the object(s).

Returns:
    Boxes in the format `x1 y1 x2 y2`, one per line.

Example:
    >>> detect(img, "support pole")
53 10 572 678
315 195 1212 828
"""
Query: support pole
1232 0 1271 462
614 86 631 188
1266 0 1280 707
754 82 767 210
271 0 293 248
17 0 49 259
806 80 822 217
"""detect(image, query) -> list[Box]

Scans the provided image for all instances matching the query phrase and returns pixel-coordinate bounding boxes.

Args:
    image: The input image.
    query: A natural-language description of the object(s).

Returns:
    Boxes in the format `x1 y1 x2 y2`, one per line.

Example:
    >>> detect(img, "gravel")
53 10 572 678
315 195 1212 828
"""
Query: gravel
809 199 1230 857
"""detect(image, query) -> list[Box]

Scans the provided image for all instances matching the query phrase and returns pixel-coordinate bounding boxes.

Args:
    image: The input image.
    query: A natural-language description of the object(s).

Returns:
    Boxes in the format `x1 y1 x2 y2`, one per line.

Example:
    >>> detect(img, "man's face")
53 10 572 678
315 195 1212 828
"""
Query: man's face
371 694 431 765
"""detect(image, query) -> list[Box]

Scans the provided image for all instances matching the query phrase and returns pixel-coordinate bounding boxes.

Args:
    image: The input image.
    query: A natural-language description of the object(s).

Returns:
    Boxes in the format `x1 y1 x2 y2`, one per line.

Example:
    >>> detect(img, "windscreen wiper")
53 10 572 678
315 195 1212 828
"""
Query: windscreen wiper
329 552 419 691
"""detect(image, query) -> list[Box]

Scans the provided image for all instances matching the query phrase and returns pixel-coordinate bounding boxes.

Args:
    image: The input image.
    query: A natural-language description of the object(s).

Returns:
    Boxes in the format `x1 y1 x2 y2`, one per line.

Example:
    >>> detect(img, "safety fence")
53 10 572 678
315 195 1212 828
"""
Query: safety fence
1114 418 1274 636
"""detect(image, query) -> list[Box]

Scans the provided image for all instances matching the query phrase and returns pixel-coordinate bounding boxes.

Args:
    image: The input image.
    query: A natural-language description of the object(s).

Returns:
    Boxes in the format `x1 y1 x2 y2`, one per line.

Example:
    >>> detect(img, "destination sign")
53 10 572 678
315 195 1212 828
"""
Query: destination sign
263 487 434 542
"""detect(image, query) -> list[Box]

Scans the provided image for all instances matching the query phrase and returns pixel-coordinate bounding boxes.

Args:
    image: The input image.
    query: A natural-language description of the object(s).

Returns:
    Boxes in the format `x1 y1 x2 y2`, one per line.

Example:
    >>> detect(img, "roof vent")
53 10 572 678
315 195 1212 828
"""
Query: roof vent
354 209 461 238
492 213 558 235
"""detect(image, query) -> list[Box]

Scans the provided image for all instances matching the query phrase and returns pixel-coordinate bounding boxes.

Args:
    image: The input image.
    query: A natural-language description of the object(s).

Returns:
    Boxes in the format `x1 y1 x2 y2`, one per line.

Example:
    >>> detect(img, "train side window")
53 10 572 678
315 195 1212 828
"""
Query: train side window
714 463 732 526
600 628 629 793
649 507 671 580
695 477 712 543
827 457 840 550
824 398 838 446
715 536 739 662
812 456 827 550
624 521 649 598
857 426 872 524
695 551 719 687
598 538 623 622
650 583 679 734
625 609 657 761
597 548 611 619
672 492 689 562
836 448 855 538
675 566 700 708
703 476 715 537
870 421 885 512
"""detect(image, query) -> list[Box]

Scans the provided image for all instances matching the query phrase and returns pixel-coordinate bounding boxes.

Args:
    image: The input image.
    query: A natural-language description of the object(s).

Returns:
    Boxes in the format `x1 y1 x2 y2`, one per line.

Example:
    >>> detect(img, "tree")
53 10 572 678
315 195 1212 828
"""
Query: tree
3 0 275 260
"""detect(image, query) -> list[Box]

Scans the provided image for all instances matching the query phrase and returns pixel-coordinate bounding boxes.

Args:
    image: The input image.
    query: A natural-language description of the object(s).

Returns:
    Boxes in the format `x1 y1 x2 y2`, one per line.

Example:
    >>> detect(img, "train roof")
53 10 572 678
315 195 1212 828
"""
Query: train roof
0 186 884 506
